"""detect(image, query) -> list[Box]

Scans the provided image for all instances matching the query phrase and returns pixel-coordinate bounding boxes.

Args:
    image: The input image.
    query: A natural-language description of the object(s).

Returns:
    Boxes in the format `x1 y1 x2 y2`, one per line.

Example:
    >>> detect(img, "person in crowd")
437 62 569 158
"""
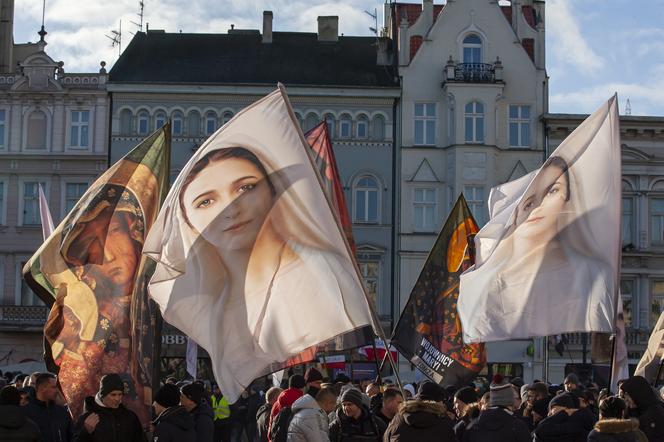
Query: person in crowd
463 374 530 442
152 383 196 442
211 384 231 442
257 387 282 442
383 381 455 442
620 376 664 442
478 392 490 411
0 385 41 441
532 392 594 442
12 374 28 388
304 369 324 400
73 373 145 442
365 383 380 399
402 384 415 400
521 382 550 430
587 396 647 442
181 382 215 442
25 372 73 442
531 398 549 427
367 383 382 413
453 386 479 440
269 375 306 442
229 389 250 442
18 388 30 407
564 373 581 393
287 387 337 442
372 388 403 428
329 388 386 442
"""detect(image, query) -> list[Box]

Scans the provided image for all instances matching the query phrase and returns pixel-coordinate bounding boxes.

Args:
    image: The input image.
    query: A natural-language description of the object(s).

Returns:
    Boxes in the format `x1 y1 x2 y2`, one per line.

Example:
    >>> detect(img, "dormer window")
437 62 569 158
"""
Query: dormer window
463 34 482 63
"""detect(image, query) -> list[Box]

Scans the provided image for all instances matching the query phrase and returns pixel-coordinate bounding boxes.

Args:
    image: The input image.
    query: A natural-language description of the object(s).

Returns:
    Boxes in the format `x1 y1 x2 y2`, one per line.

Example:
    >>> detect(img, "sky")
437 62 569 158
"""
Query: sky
11 0 664 116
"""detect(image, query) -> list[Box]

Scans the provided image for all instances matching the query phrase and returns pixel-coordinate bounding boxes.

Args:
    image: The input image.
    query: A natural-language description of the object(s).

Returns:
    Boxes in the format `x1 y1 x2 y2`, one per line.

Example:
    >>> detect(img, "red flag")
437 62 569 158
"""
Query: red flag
305 122 356 253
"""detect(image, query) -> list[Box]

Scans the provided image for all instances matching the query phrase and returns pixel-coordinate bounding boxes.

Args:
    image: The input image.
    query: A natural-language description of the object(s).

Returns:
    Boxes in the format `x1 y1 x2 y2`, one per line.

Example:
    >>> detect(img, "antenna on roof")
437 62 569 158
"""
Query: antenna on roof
106 20 122 56
625 98 632 116
38 0 47 42
364 8 378 36
130 1 145 34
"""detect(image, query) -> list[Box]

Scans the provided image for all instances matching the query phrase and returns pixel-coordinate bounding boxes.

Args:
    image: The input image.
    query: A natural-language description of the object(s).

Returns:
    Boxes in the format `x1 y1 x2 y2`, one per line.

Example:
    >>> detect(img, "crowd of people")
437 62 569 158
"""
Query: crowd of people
1 367 663 442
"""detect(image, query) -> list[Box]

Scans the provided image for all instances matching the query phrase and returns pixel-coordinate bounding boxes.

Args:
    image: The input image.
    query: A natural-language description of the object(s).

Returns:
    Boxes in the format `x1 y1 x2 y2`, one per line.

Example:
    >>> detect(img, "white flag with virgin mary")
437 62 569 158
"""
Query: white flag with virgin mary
143 87 377 402
458 96 621 343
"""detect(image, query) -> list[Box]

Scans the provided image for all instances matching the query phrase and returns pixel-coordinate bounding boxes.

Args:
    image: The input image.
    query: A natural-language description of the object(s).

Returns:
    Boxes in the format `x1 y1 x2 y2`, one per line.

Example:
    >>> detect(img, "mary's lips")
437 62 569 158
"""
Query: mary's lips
224 220 252 232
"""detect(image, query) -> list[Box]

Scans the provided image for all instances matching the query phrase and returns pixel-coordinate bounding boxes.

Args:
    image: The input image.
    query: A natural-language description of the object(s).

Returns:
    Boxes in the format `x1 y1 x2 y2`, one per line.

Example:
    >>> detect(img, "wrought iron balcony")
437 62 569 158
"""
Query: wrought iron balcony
0 305 49 330
442 57 504 85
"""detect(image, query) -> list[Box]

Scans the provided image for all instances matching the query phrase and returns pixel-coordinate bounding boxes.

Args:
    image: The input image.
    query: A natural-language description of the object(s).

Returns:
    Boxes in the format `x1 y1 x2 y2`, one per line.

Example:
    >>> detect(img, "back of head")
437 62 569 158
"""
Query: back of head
154 383 181 408
489 375 514 409
315 387 337 404
599 396 626 419
181 382 205 406
382 388 403 403
529 382 549 398
288 375 306 390
620 376 659 410
0 385 21 406
266 387 283 404
417 381 445 403
454 386 478 405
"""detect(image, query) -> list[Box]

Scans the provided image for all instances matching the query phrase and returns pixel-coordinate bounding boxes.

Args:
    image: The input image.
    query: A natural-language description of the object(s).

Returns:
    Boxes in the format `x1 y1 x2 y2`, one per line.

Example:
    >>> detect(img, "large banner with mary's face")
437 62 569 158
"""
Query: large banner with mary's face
143 87 378 402
458 96 621 343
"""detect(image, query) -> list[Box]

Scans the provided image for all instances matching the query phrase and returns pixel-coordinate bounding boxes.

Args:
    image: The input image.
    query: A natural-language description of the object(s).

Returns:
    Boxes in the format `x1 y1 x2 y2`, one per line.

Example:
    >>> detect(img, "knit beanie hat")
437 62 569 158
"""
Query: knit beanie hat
489 375 514 407
154 384 181 408
181 382 204 405
549 392 576 410
341 388 364 408
99 374 125 398
289 374 306 389
454 386 478 405
0 385 21 406
304 368 323 384
417 381 445 403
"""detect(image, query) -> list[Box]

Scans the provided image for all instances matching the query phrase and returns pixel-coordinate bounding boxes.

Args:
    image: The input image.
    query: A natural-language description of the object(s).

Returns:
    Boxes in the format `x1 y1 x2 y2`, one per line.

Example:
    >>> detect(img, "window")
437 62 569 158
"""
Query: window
324 115 335 138
222 111 233 126
26 110 47 149
119 109 132 135
652 281 664 328
339 114 352 139
137 111 149 135
622 197 635 246
372 115 385 141
172 111 183 136
463 34 482 63
205 112 217 135
23 182 45 225
0 109 5 148
64 183 89 215
414 188 437 232
359 261 380 310
464 185 485 224
414 103 436 145
155 111 167 130
508 105 530 147
188 111 201 137
304 113 318 132
354 176 379 223
464 102 484 143
620 279 634 328
651 198 664 246
356 115 368 139
70 110 90 148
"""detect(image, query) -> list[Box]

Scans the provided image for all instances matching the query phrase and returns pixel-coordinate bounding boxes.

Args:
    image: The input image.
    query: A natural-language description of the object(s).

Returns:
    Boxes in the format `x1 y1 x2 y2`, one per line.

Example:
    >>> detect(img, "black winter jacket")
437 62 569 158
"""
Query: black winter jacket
73 396 145 442
384 400 456 442
0 404 42 442
532 408 595 442
462 407 530 442
329 405 386 442
621 376 664 442
152 406 196 442
587 418 648 442
190 402 215 442
25 397 73 442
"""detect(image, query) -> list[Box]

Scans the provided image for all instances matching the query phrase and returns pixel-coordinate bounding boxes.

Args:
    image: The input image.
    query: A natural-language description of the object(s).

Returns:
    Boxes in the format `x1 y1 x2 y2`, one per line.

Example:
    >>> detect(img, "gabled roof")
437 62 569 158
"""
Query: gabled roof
109 31 399 88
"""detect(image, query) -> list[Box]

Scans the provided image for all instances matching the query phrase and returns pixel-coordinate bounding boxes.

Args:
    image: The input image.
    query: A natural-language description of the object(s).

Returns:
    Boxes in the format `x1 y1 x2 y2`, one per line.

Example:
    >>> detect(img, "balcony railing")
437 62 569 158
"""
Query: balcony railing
0 305 49 328
442 57 504 85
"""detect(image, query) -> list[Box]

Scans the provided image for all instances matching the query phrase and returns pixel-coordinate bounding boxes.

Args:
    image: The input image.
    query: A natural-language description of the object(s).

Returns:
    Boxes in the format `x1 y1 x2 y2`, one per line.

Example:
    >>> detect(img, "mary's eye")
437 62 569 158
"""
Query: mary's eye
196 198 213 208
238 183 256 193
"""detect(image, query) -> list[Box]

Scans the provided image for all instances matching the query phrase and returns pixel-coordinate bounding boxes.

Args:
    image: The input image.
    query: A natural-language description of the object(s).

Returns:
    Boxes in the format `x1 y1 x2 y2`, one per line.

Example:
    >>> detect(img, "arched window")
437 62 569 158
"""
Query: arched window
119 109 132 135
372 115 385 141
155 111 167 130
304 113 319 132
339 114 352 139
205 112 217 135
324 114 336 138
463 34 482 63
354 175 380 223
137 111 149 135
222 111 233 126
172 111 183 136
26 110 47 149
464 101 484 143
188 111 201 137
356 114 369 139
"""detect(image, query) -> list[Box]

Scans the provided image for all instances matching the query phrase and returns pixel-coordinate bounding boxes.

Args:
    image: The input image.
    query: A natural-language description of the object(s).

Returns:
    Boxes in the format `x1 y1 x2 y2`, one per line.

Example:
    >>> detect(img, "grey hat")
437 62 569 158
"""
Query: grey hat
489 375 514 408
341 388 364 408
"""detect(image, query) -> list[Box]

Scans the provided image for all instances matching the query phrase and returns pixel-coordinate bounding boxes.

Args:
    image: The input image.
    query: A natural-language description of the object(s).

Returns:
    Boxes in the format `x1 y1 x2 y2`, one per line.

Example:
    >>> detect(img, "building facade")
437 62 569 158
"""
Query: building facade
0 0 109 365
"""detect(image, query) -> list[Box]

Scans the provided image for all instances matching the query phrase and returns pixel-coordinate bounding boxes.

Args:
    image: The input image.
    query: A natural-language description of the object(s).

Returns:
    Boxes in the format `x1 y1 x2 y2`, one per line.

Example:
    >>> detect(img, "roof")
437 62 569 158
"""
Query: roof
109 31 399 88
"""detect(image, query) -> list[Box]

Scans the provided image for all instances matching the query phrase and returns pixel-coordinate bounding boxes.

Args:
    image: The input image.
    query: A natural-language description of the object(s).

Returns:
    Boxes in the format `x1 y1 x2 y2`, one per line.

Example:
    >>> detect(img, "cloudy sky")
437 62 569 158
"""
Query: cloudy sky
12 0 664 116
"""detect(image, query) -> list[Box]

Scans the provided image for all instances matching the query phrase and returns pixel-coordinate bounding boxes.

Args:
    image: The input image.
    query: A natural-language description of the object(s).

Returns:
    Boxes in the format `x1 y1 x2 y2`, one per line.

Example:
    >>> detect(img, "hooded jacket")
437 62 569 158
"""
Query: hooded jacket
533 408 595 442
621 376 664 442
0 404 42 442
286 394 328 442
152 406 196 442
587 419 648 442
383 400 456 442
463 407 530 442
190 402 215 442
73 395 145 442
25 396 73 442
329 404 386 442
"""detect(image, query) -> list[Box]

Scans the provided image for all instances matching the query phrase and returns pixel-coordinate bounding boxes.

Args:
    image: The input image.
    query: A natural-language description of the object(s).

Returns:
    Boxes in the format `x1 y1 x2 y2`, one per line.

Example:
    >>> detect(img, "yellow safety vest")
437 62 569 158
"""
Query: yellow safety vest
211 395 231 420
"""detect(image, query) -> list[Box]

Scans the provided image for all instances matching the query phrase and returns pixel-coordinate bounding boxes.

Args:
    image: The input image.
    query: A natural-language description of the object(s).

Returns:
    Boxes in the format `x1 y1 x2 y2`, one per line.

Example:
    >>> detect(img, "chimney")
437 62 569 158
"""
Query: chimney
0 0 14 73
262 10 273 44
317 16 338 42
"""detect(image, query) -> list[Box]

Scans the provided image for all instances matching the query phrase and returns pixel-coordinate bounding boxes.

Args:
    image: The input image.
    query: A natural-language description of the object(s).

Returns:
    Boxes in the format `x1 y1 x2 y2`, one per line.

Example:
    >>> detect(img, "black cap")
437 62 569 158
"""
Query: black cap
99 374 125 398
417 381 445 403
181 383 204 405
154 384 181 408
289 374 306 389
549 393 576 410
0 385 21 406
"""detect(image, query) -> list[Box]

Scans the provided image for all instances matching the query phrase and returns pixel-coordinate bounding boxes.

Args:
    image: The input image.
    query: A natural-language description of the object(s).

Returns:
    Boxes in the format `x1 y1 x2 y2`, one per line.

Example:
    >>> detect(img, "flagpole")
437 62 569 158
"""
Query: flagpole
543 336 549 383
607 333 617 392
378 335 405 397
370 339 383 385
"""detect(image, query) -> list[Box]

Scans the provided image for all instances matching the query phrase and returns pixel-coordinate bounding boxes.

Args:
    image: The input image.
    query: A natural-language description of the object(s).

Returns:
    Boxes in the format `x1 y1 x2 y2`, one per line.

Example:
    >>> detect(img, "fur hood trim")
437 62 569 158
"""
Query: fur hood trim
399 400 446 416
594 418 639 434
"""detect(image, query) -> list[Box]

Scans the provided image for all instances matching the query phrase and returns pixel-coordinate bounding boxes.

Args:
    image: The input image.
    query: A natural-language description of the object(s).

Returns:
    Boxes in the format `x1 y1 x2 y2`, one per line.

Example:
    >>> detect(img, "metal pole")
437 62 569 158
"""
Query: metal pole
543 336 549 383
370 339 383 385
378 335 405 398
